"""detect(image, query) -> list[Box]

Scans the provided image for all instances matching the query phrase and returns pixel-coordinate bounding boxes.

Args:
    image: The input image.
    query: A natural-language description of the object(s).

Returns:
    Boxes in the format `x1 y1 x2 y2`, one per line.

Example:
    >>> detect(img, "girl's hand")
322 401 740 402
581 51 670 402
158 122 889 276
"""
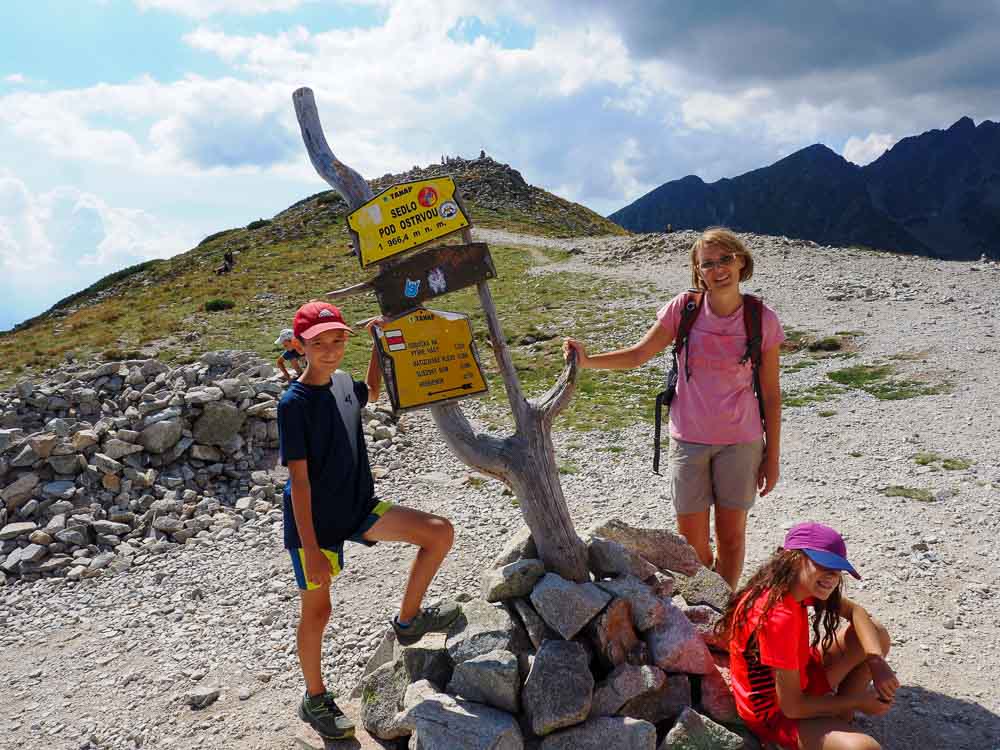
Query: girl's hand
757 451 780 496
857 689 893 717
563 338 588 366
867 655 899 701
364 316 386 335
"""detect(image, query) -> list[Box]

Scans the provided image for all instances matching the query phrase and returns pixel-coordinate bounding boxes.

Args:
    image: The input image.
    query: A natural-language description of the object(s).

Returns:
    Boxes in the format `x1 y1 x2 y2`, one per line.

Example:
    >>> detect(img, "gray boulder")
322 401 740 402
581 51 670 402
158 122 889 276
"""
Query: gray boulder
699 664 738 724
91 520 131 537
591 664 666 717
140 419 183 454
193 402 246 446
447 649 520 713
400 691 523 749
491 525 537 567
359 660 411 740
541 716 657 750
397 633 453 689
0 521 37 541
658 707 743 750
621 673 691 725
522 639 593 736
93 453 123 475
595 575 668 632
673 568 732 612
185 685 221 709
2 472 39 511
587 537 658 581
446 599 520 664
510 597 556 649
102 439 143 460
48 454 85 475
482 558 546 602
646 602 715 674
54 528 89 547
588 519 702 576
530 573 611 640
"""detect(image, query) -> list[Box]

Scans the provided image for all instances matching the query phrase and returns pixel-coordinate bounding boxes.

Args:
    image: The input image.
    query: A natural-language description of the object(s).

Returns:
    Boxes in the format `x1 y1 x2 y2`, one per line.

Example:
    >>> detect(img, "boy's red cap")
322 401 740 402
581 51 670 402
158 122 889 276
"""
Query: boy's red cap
293 301 353 340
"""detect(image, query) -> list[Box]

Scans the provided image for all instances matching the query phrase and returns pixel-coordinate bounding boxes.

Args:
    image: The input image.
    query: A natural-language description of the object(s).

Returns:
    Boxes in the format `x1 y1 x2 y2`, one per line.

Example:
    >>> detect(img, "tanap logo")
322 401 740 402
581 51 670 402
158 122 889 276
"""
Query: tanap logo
418 187 438 207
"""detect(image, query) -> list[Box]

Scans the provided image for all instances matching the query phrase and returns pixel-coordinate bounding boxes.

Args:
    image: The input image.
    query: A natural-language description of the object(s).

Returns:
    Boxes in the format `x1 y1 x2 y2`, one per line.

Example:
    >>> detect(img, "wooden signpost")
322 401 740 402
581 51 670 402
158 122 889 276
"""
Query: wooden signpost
372 308 488 411
293 88 589 582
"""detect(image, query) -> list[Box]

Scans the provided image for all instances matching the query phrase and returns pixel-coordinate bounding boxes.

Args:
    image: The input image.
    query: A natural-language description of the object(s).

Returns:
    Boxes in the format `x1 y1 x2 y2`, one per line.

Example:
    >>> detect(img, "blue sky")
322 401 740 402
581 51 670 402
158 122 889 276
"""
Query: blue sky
1 0 998 330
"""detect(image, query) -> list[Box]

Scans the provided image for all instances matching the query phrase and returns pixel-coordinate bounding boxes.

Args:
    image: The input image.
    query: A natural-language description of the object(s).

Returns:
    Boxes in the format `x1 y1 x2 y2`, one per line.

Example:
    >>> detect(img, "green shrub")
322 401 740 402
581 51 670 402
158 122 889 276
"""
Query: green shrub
246 219 272 231
316 192 343 206
881 485 935 502
197 228 238 246
204 299 235 312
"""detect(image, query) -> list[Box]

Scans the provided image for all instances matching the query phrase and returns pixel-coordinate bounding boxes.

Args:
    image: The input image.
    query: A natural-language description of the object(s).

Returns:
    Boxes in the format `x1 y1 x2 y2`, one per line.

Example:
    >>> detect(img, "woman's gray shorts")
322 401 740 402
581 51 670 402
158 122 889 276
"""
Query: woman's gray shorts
669 437 765 515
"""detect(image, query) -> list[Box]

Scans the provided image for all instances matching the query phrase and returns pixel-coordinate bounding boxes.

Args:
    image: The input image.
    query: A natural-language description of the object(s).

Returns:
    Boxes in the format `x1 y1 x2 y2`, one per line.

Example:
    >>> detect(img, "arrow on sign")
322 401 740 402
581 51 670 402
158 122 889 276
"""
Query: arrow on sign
428 383 476 396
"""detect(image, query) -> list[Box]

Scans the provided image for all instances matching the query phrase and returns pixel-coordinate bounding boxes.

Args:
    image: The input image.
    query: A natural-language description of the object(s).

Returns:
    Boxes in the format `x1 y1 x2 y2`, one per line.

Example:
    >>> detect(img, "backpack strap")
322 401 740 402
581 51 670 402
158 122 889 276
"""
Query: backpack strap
673 289 704 382
740 294 766 426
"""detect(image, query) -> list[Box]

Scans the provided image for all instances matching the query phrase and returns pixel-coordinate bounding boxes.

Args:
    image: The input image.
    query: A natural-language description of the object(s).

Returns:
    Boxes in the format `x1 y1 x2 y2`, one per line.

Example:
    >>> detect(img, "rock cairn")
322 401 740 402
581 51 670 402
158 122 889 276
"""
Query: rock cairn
0 351 404 586
353 519 754 750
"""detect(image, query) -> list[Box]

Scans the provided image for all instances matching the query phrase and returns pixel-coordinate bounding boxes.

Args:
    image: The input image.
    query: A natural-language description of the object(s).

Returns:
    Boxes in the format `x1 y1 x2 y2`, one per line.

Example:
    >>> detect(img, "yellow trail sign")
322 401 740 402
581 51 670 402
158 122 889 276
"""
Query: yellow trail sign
372 308 487 412
347 176 470 268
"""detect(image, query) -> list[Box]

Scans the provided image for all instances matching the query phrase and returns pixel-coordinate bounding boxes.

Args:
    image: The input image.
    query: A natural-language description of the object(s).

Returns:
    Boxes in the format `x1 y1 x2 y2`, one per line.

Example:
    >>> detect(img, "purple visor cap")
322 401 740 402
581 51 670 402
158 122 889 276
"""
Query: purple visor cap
783 522 861 580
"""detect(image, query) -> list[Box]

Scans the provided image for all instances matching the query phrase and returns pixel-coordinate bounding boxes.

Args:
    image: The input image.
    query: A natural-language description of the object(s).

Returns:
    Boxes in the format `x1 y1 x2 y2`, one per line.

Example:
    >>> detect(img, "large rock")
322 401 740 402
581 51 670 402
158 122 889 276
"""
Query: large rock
588 519 702 576
522 639 593 736
621 673 691 725
673 567 732 612
91 520 131 537
0 521 37 541
595 575 668 632
139 419 183 454
540 716 657 750
658 707 743 750
48 454 85 475
482 558 546 602
699 663 738 724
359 660 410 740
102 439 143 460
54 528 89 547
400 691 523 749
646 601 715 674
530 573 611 640
586 597 645 669
2 472 39 511
446 599 520 664
510 598 556 650
447 649 520 713
193 402 246 446
185 386 224 404
591 664 667 717
93 453 123 475
397 633 453 689
587 537 658 581
491 525 537 568
683 605 727 651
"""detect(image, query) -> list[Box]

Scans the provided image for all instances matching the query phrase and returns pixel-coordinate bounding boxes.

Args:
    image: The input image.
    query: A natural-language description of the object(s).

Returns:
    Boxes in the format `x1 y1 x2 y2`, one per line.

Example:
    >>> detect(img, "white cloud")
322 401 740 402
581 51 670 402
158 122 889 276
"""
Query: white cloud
843 132 897 165
4 73 26 84
134 0 308 19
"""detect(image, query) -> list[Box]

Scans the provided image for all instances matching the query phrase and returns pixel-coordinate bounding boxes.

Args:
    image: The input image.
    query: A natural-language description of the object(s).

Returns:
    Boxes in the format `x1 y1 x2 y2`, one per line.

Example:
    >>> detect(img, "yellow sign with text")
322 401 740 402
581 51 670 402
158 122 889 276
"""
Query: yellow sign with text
347 176 470 268
373 308 487 411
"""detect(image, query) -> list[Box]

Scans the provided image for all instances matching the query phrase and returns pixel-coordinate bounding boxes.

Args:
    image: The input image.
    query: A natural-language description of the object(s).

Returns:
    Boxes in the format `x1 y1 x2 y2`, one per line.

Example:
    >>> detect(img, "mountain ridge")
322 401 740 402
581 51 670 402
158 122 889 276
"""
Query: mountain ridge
610 117 1000 260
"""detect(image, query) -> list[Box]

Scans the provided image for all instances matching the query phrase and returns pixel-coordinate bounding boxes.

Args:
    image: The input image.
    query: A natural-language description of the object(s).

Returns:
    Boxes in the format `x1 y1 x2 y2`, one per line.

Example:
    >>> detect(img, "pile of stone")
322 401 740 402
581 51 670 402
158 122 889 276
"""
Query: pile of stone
0 351 404 585
353 518 754 750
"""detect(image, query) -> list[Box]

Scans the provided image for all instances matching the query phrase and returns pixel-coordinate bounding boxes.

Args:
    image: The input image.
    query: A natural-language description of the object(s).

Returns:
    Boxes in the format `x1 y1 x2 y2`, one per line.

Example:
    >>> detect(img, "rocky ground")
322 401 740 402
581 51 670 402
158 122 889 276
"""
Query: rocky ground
2 228 1000 749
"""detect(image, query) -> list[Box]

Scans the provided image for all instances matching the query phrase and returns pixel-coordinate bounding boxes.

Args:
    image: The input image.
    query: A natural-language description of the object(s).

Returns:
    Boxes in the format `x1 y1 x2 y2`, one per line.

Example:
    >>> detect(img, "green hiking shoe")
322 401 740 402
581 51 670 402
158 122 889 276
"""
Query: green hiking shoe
298 691 355 740
391 600 462 646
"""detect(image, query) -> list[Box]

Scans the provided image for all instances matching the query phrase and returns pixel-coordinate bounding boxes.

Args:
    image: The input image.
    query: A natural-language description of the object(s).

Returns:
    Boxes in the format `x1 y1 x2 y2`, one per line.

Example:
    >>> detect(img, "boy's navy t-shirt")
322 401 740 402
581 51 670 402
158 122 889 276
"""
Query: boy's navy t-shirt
281 349 301 362
278 372 375 550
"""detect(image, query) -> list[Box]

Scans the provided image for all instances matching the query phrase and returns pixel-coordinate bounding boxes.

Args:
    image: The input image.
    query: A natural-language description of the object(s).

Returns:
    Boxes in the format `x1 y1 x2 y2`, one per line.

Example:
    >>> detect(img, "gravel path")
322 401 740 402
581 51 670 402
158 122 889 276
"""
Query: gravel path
3 229 999 749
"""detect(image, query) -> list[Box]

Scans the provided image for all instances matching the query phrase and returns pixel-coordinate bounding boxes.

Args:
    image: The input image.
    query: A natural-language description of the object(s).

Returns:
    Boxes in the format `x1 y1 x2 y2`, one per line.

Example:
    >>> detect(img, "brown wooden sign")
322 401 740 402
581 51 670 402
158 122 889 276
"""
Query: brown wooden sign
372 242 496 317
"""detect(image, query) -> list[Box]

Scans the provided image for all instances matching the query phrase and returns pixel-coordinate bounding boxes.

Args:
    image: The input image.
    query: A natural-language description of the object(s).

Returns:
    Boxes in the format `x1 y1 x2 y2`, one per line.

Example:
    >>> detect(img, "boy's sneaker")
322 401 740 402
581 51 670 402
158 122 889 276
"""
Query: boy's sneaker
391 600 462 646
298 691 355 740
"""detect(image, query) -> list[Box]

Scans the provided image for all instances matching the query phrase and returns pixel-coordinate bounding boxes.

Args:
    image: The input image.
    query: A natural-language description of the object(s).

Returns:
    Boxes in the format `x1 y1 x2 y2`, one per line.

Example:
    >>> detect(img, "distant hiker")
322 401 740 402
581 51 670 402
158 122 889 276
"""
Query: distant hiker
275 328 305 382
666 223 673 233
215 250 235 275
278 301 459 741
717 523 897 750
563 227 784 588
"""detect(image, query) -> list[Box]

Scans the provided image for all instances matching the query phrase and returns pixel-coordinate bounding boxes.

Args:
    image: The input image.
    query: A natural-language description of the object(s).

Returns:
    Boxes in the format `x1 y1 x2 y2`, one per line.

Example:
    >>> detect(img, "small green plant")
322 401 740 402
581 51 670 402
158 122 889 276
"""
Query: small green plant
559 462 580 475
781 328 810 352
783 382 844 407
941 457 971 471
204 299 236 312
246 218 272 231
782 359 817 373
828 364 893 387
914 452 940 466
881 485 935 502
828 363 947 401
848 450 863 458
818 410 837 417
808 337 843 352
835 330 865 337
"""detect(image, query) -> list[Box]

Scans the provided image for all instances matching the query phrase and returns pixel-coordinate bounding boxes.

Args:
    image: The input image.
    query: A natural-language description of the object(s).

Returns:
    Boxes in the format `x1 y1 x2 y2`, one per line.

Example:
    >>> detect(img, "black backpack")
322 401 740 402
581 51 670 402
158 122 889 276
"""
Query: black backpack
652 290 766 473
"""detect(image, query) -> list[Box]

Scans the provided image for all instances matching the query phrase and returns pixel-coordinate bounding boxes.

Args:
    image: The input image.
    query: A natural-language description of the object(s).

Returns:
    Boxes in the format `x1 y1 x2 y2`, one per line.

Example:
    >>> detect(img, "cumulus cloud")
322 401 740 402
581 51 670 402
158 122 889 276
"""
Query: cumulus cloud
843 132 897 165
0 172 196 328
4 73 26 84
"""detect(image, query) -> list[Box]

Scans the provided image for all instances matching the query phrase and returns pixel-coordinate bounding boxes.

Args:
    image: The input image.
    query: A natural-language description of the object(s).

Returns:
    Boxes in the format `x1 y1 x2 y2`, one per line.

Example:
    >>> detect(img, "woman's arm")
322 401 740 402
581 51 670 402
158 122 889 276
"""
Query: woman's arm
563 320 674 370
277 356 291 382
757 344 782 496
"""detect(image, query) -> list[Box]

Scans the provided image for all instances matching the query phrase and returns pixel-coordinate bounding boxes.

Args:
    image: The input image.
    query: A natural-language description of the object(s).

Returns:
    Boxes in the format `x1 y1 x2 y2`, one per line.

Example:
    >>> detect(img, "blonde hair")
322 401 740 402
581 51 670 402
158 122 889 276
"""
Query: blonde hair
689 227 754 290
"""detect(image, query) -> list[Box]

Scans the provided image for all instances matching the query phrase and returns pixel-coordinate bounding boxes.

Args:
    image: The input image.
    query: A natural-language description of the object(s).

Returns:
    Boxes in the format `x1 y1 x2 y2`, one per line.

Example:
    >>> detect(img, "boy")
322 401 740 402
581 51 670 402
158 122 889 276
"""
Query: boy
278 300 459 741
275 328 305 381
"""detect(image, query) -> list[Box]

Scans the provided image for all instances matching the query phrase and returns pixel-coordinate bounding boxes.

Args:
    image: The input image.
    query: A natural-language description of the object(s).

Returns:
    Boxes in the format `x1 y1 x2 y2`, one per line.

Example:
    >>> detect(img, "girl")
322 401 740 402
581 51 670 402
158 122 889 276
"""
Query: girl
719 523 898 750
563 227 783 588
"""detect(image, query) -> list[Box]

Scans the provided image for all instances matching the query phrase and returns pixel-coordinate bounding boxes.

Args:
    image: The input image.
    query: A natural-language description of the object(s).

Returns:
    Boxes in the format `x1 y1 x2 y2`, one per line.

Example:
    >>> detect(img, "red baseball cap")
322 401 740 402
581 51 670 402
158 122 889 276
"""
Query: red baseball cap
293 301 353 340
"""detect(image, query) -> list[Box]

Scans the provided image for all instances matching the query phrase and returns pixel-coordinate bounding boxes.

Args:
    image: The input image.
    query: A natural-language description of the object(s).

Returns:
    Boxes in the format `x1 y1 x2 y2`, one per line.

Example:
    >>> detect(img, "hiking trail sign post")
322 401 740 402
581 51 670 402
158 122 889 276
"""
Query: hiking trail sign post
293 87 588 582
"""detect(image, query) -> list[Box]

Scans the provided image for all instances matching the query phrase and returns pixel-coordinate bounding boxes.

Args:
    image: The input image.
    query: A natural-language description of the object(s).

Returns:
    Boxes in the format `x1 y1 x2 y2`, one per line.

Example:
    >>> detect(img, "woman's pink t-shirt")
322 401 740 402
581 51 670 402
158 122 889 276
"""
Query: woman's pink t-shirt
657 292 784 445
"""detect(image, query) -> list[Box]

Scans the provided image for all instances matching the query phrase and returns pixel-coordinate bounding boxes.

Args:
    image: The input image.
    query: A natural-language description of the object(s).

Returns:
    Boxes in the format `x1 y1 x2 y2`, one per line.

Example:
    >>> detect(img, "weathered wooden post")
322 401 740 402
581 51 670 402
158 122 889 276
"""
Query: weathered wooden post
292 88 588 582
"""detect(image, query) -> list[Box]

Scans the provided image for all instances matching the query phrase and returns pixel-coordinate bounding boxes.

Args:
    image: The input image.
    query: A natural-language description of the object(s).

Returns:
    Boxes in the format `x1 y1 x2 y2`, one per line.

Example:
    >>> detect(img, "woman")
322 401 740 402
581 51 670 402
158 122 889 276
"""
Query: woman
563 227 783 588
717 523 898 749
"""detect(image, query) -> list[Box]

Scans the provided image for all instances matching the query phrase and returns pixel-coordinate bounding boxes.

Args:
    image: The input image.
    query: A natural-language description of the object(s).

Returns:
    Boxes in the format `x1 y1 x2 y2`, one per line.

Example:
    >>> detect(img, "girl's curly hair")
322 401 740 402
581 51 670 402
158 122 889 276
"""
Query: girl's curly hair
714 548 842 653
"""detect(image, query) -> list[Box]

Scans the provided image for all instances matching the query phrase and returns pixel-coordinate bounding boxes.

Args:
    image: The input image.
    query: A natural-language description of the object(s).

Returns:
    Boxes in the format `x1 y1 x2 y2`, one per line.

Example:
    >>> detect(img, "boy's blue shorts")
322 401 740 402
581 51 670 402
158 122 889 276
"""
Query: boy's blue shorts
288 500 392 591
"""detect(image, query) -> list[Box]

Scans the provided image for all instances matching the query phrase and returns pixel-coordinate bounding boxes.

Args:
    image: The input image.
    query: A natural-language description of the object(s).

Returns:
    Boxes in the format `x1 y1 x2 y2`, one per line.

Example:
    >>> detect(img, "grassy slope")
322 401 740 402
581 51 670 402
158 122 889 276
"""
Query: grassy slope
0 188 656 430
